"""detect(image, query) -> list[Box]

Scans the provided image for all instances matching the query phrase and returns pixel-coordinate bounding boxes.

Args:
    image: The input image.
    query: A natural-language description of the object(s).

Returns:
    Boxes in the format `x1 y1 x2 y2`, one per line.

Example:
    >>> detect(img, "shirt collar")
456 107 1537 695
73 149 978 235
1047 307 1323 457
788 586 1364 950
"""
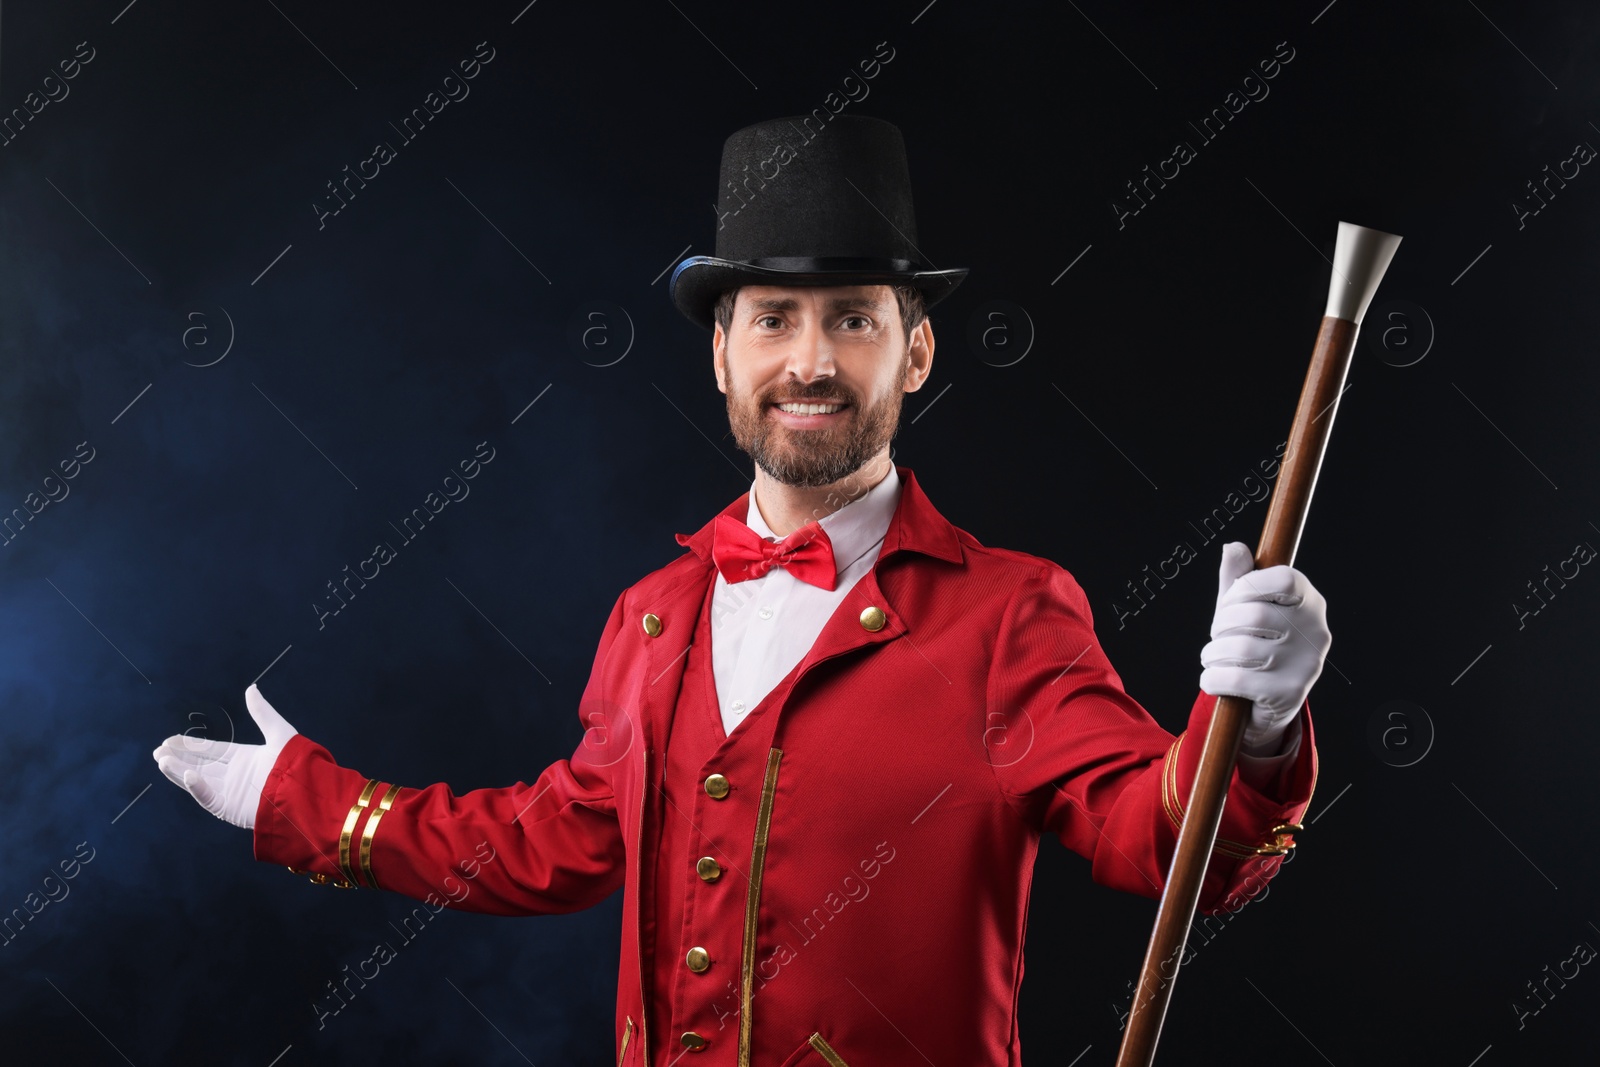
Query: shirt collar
675 464 964 569
744 464 902 579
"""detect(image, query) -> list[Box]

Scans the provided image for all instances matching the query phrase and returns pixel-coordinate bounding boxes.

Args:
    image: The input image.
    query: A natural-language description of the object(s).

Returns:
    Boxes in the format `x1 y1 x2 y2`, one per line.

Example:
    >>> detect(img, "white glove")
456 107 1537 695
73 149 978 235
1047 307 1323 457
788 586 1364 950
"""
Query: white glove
1199 542 1330 755
152 684 298 830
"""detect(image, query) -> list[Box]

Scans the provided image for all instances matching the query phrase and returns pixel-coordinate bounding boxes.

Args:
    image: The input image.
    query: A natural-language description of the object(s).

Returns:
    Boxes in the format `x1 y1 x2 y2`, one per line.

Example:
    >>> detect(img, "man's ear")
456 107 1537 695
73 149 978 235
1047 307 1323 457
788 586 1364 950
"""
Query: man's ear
904 317 935 392
712 322 728 395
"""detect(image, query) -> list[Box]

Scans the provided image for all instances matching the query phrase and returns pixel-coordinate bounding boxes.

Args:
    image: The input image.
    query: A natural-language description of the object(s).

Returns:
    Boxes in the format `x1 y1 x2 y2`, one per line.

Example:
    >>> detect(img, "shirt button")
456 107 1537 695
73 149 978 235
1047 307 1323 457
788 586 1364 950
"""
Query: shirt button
696 856 722 881
686 946 711 972
681 1031 710 1051
730 700 744 713
704 773 730 799
758 606 773 620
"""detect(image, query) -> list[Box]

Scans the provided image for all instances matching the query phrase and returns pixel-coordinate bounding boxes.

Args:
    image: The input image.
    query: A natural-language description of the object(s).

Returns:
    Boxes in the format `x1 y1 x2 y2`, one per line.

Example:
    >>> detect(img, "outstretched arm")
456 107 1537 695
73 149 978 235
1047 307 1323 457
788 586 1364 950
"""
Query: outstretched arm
986 547 1323 915
154 592 633 917
244 723 626 915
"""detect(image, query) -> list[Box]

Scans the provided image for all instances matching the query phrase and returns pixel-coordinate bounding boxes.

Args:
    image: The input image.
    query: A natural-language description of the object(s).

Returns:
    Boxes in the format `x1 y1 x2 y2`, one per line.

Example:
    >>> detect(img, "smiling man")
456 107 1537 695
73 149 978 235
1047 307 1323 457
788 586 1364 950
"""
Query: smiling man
715 283 929 527
154 115 1327 1066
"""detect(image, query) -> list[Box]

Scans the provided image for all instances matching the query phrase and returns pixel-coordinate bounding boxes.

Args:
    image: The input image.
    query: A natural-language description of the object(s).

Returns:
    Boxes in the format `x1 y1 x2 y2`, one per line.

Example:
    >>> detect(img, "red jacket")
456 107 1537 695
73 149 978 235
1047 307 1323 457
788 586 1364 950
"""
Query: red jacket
254 465 1317 1066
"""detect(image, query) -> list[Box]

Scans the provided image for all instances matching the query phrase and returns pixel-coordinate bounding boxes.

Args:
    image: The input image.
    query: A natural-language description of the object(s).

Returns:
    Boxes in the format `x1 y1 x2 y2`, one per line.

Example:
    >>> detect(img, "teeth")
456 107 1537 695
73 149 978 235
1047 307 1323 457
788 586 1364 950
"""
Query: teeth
776 402 843 415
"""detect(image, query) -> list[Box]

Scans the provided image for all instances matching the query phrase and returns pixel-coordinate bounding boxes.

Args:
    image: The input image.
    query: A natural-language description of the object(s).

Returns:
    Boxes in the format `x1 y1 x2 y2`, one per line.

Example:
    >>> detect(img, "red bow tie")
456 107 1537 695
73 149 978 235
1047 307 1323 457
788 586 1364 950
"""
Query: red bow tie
711 513 837 590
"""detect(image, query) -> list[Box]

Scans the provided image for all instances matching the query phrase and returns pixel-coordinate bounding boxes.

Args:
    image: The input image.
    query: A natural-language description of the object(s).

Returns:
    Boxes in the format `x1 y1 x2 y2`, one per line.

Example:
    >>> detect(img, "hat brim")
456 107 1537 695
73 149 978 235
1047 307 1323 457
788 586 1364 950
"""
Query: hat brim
670 256 968 331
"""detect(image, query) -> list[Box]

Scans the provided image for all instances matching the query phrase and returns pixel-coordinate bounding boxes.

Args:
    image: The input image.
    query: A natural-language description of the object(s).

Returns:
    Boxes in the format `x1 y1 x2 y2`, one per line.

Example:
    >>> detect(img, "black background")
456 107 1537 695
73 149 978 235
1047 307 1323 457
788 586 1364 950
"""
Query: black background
1 1 1596 1064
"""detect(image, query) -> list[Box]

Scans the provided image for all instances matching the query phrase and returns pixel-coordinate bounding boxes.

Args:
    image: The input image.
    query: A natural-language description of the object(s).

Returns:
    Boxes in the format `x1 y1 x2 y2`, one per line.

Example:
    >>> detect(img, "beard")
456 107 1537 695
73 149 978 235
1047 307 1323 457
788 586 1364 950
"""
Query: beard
723 350 909 489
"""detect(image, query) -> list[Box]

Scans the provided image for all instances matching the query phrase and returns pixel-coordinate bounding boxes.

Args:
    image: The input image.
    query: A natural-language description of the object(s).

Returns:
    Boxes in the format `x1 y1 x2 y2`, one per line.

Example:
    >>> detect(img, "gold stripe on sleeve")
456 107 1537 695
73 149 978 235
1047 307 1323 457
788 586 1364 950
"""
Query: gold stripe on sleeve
1161 734 1186 831
339 779 381 887
358 783 403 890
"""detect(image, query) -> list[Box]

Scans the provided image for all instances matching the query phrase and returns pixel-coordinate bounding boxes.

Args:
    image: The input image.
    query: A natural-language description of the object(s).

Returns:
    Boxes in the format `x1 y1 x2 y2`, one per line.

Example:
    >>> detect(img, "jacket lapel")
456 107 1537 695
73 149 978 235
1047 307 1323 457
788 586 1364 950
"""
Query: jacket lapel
650 465 966 720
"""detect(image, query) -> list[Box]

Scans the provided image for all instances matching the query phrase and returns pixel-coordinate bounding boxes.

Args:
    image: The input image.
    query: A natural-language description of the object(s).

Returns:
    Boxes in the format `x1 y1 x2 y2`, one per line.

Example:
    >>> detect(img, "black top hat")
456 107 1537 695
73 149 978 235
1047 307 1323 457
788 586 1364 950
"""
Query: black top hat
670 115 968 330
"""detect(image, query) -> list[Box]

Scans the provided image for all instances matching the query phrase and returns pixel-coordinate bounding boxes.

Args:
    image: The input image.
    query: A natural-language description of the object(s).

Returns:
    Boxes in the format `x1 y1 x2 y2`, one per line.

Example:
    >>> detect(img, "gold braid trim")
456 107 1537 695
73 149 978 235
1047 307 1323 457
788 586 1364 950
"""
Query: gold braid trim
738 749 783 1067
1161 734 1186 831
1160 732 1288 859
808 1033 851 1066
338 779 380 887
358 784 403 890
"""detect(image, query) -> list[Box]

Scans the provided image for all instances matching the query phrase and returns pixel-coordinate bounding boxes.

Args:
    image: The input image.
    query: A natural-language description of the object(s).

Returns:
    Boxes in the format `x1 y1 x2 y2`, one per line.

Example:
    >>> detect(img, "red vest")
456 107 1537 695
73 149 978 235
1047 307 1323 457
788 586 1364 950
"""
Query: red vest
646 572 805 1061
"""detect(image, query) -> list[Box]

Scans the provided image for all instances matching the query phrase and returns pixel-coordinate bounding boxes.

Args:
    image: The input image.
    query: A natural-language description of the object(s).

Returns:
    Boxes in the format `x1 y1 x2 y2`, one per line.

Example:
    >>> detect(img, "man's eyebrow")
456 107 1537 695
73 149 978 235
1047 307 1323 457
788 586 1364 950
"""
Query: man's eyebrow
828 295 886 313
746 295 887 313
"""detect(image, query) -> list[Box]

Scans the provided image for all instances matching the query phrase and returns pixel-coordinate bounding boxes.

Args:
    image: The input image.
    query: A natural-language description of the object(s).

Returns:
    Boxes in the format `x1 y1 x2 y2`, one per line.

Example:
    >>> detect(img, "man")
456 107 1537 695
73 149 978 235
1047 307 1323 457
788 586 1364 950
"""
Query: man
153 115 1325 1066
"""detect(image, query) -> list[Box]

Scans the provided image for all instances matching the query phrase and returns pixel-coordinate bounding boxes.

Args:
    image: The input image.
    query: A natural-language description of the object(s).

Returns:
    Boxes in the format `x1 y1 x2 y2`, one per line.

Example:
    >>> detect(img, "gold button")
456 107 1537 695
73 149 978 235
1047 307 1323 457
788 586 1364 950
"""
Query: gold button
1254 821 1305 856
704 773 730 799
287 866 352 889
696 856 722 881
686 947 711 972
681 1031 709 1051
642 613 662 637
859 605 887 632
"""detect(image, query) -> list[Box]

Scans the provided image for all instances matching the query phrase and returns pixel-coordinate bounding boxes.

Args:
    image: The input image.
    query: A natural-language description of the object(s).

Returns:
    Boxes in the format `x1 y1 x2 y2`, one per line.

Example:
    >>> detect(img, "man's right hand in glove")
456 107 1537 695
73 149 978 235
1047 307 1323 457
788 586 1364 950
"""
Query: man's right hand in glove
152 683 298 830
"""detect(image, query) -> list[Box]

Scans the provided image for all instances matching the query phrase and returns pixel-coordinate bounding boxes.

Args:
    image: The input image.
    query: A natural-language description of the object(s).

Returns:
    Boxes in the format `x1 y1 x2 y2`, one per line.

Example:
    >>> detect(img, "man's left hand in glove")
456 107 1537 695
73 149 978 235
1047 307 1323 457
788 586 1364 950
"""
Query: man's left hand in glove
1199 541 1331 759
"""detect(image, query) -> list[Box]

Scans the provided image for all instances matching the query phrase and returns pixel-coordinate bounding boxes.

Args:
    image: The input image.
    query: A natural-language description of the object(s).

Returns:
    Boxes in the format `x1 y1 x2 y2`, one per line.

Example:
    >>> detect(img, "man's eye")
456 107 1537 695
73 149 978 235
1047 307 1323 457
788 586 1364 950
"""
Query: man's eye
757 316 783 329
840 315 871 329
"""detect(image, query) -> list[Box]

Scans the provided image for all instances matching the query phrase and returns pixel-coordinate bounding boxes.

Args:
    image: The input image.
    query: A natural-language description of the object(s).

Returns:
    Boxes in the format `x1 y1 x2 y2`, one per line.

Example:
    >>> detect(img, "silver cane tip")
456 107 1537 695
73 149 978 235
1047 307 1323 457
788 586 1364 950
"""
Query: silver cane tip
1325 221 1403 325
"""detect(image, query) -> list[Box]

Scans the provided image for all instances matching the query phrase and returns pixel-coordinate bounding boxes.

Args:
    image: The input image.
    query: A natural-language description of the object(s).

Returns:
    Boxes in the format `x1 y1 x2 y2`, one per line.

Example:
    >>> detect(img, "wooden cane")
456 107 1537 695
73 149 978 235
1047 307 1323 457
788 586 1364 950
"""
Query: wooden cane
1114 221 1402 1067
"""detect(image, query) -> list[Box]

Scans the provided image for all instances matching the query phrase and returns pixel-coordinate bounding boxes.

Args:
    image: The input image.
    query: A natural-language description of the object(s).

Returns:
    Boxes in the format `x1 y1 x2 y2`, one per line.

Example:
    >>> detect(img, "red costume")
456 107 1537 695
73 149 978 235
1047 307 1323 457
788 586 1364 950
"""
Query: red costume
254 466 1317 1066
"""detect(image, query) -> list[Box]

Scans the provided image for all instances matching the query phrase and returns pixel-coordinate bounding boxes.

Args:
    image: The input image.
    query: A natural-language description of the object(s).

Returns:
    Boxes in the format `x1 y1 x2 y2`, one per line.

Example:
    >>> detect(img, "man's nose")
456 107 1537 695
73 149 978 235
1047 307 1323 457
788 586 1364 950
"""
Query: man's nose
783 320 835 380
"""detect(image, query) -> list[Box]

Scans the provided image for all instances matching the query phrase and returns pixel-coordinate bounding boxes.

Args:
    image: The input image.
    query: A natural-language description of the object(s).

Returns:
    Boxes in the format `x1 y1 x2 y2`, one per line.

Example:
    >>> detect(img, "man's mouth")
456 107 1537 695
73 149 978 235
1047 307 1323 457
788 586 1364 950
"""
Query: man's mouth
771 399 851 415
768 400 851 425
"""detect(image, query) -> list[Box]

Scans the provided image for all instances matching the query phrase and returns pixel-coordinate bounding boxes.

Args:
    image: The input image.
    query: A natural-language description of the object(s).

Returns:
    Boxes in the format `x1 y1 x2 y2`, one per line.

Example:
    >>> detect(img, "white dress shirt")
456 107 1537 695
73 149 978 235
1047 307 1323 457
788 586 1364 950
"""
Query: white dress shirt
710 465 902 736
